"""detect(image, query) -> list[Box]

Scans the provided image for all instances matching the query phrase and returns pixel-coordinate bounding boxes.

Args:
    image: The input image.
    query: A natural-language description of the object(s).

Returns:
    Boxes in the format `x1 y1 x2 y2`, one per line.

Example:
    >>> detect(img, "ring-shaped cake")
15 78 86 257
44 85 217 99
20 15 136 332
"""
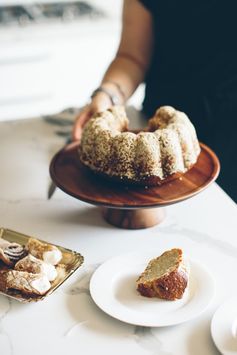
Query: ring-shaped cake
78 106 201 186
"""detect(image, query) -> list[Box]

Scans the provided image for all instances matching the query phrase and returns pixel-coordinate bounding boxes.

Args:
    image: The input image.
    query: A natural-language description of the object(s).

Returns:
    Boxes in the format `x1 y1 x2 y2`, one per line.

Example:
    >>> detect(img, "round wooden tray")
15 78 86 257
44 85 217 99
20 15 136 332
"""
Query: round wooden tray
50 142 220 229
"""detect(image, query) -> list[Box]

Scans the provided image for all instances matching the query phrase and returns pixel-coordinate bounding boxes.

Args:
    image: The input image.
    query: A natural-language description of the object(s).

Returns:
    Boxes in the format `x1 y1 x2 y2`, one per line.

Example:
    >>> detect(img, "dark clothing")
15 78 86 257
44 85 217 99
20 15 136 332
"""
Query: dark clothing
140 0 237 202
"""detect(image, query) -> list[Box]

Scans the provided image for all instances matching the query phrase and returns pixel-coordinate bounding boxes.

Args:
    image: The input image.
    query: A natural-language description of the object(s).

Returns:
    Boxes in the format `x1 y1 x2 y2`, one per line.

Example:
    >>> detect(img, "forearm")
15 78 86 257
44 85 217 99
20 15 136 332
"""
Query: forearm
100 53 146 103
98 0 153 104
73 0 153 140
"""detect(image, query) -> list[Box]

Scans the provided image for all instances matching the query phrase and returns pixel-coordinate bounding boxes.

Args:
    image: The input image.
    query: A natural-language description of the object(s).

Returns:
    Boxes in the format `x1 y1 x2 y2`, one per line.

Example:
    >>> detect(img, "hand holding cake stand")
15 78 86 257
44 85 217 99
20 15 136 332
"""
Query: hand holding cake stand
49 141 220 229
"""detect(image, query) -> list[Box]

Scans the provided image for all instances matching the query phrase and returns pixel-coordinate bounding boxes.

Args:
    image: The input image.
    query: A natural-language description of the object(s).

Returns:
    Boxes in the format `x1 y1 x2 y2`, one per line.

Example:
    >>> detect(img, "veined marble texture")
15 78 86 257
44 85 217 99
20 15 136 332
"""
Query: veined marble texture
0 109 236 355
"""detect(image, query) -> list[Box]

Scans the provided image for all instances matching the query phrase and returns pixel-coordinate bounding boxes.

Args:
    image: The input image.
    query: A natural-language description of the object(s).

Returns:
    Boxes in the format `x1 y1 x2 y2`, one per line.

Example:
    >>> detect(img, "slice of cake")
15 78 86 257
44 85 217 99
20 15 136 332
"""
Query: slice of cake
136 249 189 300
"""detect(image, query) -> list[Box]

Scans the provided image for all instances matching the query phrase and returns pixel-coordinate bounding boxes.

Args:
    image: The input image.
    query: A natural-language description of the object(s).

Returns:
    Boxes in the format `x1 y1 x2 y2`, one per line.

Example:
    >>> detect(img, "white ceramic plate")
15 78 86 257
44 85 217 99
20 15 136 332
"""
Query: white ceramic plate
90 251 215 327
211 297 237 355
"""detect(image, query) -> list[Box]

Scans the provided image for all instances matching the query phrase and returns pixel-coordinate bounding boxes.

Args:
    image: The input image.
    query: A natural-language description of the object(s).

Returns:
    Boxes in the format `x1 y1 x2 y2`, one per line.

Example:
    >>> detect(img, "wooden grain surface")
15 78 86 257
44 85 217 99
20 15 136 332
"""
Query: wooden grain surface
50 142 220 209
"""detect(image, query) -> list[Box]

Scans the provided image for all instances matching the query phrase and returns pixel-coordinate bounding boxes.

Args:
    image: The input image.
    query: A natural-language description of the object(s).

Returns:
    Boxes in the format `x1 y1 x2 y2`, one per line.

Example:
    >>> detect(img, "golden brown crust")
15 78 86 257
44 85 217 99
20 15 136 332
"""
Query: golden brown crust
137 269 188 300
136 248 189 300
79 158 187 187
0 270 8 293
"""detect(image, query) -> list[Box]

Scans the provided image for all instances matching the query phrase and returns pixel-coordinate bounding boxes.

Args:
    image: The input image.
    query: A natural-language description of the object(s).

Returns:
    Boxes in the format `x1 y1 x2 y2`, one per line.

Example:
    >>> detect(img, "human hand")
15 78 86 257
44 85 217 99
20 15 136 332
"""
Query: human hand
72 92 112 141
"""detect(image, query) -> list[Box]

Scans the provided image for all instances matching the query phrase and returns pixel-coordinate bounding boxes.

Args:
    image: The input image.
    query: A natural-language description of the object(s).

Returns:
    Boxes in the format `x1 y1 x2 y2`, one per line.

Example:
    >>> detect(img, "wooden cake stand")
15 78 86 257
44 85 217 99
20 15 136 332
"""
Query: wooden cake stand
50 142 220 229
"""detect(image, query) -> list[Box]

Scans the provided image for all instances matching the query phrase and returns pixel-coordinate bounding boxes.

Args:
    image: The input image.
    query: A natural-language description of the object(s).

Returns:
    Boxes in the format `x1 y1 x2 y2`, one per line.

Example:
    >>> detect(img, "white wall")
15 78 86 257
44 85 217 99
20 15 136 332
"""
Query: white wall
0 0 144 121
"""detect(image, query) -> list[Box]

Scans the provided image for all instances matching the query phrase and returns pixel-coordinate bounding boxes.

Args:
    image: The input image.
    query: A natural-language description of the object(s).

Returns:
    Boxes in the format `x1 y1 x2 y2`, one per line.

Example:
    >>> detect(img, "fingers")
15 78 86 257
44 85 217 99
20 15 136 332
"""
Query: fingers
72 93 113 141
72 106 91 141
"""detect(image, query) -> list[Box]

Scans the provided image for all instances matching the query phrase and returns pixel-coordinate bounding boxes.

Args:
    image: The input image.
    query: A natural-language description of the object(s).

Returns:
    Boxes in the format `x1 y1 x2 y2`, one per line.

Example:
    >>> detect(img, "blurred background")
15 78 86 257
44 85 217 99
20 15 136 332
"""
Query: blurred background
0 0 144 121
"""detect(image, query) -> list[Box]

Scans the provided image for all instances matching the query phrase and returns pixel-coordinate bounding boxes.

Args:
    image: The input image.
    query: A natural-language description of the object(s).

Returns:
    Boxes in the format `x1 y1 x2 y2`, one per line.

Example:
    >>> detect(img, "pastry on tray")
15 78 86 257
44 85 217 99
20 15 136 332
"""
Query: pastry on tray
26 238 62 265
0 237 61 296
136 248 189 300
0 239 26 266
0 269 51 296
0 231 83 300
15 254 57 282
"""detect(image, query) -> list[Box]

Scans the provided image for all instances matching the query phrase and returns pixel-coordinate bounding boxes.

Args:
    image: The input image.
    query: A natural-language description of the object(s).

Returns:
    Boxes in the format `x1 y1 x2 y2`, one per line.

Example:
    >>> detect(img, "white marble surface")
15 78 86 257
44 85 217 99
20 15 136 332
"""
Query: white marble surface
0 109 237 355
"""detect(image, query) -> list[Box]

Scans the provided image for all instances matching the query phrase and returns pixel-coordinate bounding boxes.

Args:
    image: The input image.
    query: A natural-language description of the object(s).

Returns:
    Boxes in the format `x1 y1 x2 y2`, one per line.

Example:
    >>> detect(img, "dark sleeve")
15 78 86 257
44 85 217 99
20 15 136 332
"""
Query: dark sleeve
139 0 154 12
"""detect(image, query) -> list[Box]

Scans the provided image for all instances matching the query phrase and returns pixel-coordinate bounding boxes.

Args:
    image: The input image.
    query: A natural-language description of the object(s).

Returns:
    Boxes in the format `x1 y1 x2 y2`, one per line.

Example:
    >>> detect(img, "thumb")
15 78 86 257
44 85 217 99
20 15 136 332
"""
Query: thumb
72 106 92 141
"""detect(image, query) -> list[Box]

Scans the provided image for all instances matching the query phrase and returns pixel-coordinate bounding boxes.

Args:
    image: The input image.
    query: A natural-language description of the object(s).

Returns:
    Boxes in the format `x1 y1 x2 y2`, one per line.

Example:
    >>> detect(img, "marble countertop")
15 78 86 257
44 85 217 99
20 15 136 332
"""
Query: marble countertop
0 108 237 355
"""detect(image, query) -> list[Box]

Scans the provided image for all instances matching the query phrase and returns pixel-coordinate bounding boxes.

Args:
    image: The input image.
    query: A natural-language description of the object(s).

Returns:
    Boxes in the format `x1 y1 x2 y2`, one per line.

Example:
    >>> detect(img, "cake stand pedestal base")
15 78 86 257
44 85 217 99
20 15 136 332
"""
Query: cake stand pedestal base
101 207 166 229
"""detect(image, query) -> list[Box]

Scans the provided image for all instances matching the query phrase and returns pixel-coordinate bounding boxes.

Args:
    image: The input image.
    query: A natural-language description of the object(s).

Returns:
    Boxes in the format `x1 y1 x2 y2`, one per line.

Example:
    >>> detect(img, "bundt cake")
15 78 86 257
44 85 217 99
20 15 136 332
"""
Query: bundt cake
79 105 200 185
136 248 189 300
